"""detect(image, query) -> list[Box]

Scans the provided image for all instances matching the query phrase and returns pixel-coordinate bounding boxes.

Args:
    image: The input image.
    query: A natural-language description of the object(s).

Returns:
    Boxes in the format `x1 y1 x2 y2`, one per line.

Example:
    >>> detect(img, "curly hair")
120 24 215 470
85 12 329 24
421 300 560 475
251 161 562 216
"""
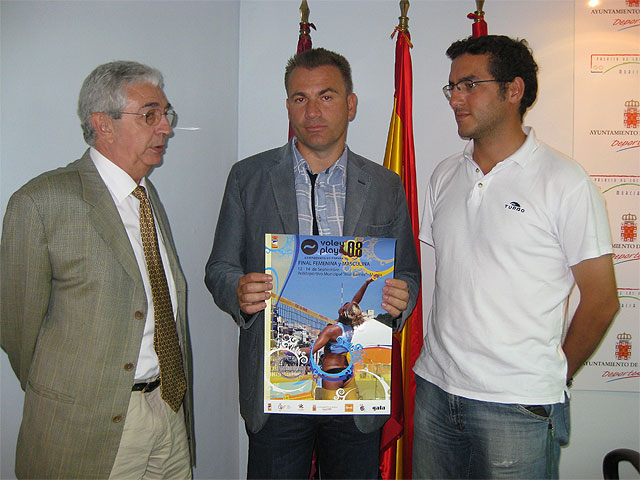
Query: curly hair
446 35 538 119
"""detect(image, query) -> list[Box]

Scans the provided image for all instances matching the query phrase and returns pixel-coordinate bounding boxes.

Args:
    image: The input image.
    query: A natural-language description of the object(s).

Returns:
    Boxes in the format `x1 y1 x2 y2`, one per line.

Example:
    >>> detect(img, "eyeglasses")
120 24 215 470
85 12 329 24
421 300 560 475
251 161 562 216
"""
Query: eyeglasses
119 107 177 128
442 79 502 100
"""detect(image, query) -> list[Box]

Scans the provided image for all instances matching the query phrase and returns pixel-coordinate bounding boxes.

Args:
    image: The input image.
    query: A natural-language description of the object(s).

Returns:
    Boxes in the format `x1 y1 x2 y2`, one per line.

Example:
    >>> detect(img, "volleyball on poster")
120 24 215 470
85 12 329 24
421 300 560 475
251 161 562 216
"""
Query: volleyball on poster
264 234 395 415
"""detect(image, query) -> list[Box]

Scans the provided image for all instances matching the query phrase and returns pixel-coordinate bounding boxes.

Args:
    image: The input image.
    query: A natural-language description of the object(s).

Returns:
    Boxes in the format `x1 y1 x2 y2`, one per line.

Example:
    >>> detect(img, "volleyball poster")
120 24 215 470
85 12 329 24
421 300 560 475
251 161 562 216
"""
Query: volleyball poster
264 234 395 415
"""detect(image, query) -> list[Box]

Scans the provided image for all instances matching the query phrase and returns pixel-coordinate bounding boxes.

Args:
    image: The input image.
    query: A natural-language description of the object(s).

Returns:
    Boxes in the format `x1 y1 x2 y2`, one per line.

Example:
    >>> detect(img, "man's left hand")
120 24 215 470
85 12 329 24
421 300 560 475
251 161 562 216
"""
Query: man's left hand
382 278 410 318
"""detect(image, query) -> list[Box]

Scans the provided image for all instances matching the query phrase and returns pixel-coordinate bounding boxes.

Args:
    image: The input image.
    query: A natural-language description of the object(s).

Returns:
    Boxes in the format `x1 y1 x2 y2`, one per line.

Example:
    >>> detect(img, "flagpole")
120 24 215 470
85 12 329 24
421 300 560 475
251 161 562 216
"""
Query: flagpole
289 0 316 139
297 0 315 54
395 6 412 476
468 0 488 37
398 0 409 32
381 1 423 479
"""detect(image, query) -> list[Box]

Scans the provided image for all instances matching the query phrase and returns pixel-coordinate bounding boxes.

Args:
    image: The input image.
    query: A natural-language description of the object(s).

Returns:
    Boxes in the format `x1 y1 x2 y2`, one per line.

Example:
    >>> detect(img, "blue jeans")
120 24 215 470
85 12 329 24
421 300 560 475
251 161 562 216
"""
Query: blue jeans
247 414 380 479
413 376 570 479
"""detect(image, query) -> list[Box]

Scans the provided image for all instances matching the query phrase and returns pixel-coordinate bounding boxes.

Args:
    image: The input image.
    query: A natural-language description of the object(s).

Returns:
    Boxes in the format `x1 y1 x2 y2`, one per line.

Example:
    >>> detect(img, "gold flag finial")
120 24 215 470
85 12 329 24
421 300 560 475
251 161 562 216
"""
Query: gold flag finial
398 0 410 32
468 0 488 37
300 0 310 24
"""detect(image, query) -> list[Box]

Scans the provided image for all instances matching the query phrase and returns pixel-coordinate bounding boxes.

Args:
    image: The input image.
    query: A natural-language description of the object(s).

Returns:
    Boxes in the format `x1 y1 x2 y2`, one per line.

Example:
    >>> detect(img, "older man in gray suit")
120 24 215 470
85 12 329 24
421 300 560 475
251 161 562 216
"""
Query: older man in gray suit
1 61 193 479
205 48 420 479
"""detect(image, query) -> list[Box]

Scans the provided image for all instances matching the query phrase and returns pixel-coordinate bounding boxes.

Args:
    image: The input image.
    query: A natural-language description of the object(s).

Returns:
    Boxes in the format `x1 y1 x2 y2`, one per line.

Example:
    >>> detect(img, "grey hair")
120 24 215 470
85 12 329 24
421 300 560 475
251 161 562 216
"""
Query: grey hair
78 61 164 145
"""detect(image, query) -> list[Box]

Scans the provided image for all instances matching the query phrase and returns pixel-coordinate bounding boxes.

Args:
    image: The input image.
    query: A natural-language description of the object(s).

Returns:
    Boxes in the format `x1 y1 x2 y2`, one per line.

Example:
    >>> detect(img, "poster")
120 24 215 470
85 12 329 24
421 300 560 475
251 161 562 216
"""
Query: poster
572 0 639 391
264 234 395 415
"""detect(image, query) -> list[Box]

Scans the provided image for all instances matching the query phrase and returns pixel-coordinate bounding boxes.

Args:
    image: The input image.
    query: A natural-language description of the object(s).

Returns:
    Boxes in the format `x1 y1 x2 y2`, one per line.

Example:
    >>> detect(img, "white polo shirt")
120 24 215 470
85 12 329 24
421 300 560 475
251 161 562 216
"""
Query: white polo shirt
415 128 612 405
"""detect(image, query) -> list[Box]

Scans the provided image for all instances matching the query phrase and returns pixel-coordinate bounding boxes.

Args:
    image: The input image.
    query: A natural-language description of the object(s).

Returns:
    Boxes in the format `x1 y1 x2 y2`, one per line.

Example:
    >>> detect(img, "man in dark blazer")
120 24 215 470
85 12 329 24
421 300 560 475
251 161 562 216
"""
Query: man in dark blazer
205 48 420 479
1 61 194 479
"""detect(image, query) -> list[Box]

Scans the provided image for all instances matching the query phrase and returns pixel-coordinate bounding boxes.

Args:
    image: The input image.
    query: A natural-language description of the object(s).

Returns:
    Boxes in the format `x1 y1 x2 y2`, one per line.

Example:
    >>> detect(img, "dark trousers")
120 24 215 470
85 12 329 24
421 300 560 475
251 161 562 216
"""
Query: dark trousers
247 414 381 479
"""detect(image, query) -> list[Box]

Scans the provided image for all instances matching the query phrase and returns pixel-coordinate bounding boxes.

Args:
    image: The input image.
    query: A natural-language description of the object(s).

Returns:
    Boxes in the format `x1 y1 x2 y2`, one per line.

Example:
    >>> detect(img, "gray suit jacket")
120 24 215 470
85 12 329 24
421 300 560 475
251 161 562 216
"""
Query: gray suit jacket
0 151 194 479
205 144 420 434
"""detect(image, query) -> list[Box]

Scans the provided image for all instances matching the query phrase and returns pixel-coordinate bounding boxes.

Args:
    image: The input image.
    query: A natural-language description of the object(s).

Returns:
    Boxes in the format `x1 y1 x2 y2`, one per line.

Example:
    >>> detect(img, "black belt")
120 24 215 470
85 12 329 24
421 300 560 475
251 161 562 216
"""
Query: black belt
132 378 161 393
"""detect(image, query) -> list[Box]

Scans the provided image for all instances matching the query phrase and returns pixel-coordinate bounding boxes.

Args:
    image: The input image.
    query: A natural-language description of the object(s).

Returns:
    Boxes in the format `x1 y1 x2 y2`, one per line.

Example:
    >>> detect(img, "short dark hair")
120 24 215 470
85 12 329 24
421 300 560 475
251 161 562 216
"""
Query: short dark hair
446 35 538 119
284 48 353 95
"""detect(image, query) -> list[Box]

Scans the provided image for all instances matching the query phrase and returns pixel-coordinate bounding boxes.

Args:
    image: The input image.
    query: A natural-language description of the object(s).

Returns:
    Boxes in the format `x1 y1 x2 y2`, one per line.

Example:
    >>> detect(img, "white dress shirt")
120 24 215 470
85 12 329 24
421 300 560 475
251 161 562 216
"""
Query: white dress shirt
90 148 178 381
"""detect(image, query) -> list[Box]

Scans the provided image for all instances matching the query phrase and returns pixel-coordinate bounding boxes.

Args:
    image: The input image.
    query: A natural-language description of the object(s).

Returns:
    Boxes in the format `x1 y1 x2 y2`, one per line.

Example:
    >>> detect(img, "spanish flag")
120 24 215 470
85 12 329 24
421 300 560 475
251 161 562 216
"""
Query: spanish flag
381 11 424 480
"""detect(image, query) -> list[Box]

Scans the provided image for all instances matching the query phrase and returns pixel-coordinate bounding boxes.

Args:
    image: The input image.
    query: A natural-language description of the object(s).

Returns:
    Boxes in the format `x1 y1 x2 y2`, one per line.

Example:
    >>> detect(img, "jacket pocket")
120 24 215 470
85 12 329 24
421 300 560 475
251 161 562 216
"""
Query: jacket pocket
367 221 394 237
27 379 75 404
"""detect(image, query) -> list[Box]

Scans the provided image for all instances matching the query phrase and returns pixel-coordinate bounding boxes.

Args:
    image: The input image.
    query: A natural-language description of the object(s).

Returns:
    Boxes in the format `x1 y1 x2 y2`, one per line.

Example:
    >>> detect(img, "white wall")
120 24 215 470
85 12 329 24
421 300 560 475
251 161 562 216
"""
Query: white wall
1 1 638 479
1 1 241 478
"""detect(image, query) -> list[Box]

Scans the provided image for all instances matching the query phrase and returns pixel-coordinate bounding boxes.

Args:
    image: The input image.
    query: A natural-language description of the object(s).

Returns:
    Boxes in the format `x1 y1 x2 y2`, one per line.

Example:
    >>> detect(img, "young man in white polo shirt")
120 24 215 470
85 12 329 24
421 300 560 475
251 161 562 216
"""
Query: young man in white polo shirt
413 35 619 479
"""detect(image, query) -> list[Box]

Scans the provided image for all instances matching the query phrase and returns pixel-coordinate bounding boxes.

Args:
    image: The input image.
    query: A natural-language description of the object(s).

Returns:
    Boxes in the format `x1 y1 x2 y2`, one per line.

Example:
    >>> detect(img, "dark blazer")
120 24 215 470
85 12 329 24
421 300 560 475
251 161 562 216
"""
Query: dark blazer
205 143 420 434
0 151 194 479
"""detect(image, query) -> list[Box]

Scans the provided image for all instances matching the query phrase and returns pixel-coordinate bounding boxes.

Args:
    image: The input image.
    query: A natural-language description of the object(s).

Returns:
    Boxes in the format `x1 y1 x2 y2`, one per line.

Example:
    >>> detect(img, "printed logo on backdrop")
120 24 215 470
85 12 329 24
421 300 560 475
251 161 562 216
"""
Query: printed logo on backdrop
624 99 639 128
590 54 639 74
589 3 640 31
621 213 638 242
613 212 639 250
616 332 633 360
593 178 640 262
582 290 640 388
588 100 640 153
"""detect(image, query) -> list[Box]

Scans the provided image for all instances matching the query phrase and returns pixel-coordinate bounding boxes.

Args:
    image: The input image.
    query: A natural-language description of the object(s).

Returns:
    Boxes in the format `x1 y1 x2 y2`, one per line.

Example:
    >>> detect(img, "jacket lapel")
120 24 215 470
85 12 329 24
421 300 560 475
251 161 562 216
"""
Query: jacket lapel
269 144 299 234
147 183 187 293
343 149 370 236
77 151 143 285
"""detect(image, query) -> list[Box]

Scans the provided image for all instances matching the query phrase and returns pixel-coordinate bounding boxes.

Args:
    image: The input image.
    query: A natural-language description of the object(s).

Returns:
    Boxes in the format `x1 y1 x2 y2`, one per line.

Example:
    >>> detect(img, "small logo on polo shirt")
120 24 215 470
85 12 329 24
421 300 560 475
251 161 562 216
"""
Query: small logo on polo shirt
505 201 526 214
